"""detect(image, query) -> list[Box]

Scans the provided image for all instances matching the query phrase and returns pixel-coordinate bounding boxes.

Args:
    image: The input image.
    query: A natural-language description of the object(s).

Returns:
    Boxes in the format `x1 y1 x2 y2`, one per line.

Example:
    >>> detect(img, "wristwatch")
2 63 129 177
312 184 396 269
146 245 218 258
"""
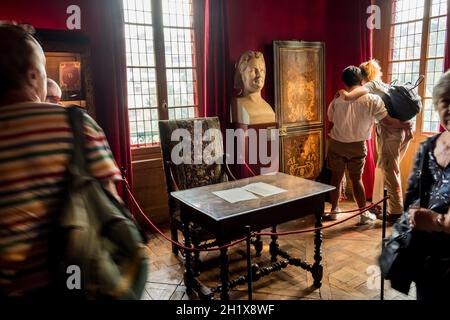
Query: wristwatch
436 214 445 232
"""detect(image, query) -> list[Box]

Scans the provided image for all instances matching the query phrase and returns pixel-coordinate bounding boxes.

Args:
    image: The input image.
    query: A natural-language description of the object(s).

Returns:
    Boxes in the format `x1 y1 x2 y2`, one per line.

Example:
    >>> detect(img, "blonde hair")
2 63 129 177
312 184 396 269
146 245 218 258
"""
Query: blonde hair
233 51 265 91
359 59 382 81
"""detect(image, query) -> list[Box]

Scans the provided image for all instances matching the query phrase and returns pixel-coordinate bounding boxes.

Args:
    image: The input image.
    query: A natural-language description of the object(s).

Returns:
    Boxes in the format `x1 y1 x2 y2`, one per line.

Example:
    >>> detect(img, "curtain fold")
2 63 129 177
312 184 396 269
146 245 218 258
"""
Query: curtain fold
199 0 377 187
193 0 206 117
89 0 133 205
358 0 376 200
201 0 231 132
200 0 249 176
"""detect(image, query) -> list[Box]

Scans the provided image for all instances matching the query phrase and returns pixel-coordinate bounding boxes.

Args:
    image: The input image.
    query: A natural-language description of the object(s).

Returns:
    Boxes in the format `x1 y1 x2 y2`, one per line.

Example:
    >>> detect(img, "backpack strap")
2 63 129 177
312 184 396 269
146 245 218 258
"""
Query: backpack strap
411 75 425 91
66 105 88 175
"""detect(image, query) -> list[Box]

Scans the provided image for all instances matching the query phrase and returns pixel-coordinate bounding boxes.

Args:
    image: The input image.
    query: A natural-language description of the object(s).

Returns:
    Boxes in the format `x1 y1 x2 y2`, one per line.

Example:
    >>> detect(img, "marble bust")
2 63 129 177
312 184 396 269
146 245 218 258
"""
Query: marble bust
231 51 276 125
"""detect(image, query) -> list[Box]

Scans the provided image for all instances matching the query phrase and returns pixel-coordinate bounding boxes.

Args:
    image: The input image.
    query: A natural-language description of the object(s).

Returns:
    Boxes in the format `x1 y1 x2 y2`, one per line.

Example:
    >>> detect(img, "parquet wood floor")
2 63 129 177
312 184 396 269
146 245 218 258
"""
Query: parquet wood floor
142 200 416 300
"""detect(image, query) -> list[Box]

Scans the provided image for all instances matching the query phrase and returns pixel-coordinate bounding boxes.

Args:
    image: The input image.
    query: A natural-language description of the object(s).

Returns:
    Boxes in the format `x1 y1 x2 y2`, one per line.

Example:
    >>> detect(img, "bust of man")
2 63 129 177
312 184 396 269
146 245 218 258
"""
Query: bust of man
231 51 275 125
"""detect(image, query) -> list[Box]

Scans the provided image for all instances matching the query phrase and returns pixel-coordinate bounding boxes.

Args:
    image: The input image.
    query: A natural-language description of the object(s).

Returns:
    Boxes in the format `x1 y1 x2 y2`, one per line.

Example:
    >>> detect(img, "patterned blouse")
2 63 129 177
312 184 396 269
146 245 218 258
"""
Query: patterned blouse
404 133 450 214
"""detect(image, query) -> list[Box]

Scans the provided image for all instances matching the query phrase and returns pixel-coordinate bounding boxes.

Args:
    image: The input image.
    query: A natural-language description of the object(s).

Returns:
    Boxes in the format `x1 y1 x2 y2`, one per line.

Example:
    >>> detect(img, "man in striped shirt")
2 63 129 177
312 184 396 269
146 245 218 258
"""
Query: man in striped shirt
0 23 123 297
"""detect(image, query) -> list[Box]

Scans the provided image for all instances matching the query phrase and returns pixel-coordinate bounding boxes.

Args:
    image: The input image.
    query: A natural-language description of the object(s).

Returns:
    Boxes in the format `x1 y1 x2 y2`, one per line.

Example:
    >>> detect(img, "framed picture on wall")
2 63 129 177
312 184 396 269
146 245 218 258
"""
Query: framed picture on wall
59 61 82 100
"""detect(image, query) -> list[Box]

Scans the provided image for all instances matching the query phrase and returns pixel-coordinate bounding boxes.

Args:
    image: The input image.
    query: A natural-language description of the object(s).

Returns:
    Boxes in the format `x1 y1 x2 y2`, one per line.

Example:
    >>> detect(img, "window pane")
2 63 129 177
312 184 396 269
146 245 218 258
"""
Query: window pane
124 0 198 144
389 15 423 82
162 0 194 28
431 0 447 17
123 0 159 146
390 0 447 135
162 0 198 120
422 99 441 133
423 5 447 134
392 0 425 24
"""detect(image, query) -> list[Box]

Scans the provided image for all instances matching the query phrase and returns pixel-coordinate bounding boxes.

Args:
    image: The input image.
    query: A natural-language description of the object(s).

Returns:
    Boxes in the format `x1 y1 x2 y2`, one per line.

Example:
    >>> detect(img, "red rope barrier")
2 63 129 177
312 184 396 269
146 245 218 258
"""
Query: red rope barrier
125 181 248 252
323 198 387 215
243 161 257 177
256 198 389 236
124 179 389 252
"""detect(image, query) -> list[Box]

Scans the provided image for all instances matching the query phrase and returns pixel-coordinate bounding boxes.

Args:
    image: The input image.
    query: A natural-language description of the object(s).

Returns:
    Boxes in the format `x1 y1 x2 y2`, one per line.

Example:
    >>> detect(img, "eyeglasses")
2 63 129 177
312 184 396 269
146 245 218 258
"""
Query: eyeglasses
46 96 61 104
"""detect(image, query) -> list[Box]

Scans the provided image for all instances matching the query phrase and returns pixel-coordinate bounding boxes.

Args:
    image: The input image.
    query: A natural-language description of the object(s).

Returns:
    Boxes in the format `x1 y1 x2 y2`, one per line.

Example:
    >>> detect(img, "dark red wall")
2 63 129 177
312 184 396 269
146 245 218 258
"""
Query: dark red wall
226 0 328 107
1 0 367 108
0 0 92 32
225 0 368 111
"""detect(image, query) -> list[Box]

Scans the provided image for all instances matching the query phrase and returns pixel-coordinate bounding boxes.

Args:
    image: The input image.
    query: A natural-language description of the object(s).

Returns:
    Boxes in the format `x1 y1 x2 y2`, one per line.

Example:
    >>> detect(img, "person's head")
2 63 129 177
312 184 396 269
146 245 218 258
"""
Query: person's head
341 66 363 89
433 69 450 131
46 78 62 104
234 51 266 95
359 59 382 82
0 22 47 105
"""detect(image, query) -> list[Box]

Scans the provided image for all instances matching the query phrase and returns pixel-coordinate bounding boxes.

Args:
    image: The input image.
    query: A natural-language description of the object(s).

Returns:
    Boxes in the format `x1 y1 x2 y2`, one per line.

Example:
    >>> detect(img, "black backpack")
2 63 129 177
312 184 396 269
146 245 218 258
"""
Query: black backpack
380 75 424 121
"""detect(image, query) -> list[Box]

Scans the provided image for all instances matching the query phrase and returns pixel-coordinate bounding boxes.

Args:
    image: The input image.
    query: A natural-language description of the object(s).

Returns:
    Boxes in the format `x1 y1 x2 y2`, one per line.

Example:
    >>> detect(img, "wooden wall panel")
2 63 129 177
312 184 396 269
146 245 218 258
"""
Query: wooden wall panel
132 146 170 225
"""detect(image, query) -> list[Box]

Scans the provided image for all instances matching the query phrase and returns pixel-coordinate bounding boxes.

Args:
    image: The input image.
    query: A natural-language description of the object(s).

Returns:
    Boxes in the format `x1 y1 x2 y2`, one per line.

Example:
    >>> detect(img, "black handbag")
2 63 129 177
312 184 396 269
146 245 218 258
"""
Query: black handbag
378 139 430 294
378 213 415 294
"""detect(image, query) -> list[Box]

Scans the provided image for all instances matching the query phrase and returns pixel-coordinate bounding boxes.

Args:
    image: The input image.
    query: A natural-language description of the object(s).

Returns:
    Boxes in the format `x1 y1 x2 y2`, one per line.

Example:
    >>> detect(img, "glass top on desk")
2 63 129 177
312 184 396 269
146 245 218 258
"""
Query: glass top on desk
171 172 335 221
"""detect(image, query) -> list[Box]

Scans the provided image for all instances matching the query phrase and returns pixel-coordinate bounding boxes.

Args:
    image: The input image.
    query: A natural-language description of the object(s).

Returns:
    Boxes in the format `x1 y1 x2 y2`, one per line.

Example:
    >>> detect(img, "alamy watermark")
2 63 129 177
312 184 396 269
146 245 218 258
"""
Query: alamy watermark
66 5 81 30
367 5 381 30
170 122 279 175
66 265 81 290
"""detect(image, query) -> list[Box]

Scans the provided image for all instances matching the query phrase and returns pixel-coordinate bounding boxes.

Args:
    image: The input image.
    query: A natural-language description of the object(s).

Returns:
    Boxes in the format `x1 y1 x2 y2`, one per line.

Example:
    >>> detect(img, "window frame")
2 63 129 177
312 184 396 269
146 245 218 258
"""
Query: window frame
374 0 448 137
123 0 200 150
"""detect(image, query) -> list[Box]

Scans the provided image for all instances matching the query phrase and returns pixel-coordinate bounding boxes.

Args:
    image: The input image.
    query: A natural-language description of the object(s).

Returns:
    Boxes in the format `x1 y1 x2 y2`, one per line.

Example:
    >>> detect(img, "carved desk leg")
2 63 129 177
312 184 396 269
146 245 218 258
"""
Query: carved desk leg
312 208 323 288
192 236 201 277
219 242 230 300
254 233 263 257
269 225 279 262
182 217 195 295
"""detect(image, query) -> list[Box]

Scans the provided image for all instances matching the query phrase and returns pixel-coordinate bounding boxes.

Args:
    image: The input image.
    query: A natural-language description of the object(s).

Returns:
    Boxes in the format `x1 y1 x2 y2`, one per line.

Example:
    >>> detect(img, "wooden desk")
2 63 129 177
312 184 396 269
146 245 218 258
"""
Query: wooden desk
171 172 334 300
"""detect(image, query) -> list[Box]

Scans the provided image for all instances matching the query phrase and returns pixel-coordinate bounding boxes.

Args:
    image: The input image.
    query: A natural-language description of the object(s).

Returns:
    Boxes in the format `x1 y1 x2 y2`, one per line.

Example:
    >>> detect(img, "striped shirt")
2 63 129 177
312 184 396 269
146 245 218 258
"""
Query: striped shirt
0 102 122 296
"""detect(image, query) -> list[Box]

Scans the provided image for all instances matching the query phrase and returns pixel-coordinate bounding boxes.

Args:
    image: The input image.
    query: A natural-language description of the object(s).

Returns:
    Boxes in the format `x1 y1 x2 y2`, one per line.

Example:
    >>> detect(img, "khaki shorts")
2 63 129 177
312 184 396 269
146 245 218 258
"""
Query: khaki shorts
327 138 367 179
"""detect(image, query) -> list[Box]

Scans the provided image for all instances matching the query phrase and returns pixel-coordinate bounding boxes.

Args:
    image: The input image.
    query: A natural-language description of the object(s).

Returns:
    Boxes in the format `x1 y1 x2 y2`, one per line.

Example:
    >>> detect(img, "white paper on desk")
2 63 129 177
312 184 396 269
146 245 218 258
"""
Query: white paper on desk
242 182 287 197
212 188 259 204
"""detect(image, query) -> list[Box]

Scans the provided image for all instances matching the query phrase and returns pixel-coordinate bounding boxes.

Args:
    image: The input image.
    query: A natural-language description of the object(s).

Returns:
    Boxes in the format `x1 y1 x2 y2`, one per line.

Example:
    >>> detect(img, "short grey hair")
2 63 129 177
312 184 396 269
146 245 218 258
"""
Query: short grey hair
433 69 450 109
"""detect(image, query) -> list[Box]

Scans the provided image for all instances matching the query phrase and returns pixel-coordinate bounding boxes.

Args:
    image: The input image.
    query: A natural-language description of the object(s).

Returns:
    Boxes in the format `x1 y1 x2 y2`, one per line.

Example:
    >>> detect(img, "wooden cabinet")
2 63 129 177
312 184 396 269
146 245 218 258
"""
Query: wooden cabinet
273 41 326 180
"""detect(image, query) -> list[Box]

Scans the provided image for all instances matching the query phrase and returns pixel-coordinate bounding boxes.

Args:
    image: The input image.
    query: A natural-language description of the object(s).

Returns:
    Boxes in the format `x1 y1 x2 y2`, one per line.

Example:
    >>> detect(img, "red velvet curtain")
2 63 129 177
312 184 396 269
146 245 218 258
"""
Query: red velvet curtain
197 0 248 176
199 0 231 131
198 0 377 188
89 0 133 203
359 0 376 200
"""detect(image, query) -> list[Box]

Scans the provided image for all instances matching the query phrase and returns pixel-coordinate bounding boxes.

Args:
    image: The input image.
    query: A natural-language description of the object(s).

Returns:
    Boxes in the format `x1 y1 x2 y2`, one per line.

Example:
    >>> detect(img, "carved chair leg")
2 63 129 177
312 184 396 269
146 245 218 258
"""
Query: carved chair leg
182 220 194 295
170 218 179 256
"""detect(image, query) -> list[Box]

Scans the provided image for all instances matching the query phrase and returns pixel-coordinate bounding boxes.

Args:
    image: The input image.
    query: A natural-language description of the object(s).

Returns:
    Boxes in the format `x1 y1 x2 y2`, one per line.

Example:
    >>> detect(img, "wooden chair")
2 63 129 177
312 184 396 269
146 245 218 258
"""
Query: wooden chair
158 117 238 272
